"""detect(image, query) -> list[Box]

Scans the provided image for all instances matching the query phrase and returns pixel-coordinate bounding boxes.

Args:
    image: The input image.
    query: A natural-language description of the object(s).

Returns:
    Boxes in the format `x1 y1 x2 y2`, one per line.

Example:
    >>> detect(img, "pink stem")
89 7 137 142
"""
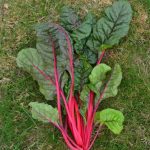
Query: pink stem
56 25 75 100
97 50 105 65
50 36 63 125
33 65 82 148
85 50 106 148
56 26 84 145
59 126 83 150
33 64 82 143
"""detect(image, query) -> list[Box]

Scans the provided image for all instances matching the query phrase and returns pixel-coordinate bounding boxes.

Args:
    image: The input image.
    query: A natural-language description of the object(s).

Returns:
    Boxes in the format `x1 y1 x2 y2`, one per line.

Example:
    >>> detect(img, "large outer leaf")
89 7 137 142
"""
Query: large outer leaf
16 48 55 100
103 64 122 99
87 1 132 51
29 102 58 123
95 108 124 134
36 22 73 93
60 6 81 32
36 22 72 76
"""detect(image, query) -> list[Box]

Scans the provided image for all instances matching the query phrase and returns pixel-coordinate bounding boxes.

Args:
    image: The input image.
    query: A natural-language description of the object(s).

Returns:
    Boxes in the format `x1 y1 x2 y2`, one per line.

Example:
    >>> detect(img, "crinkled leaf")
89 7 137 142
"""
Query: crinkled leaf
76 48 97 65
74 39 86 54
60 6 81 31
16 48 55 100
95 108 124 134
71 13 94 40
80 85 90 119
80 85 90 102
74 58 92 92
29 102 59 123
60 71 70 97
86 36 100 52
60 71 69 90
82 48 97 64
87 1 132 51
103 64 122 99
72 13 97 64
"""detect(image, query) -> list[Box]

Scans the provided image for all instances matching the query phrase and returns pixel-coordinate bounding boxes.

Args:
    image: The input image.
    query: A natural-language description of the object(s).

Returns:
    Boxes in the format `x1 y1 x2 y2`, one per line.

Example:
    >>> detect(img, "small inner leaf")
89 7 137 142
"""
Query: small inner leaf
103 64 122 100
95 108 124 134
89 63 111 85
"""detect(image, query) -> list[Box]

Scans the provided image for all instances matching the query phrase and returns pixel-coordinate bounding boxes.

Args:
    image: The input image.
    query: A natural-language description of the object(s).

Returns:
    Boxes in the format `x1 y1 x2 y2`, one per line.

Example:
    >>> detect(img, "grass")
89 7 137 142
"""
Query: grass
0 0 150 149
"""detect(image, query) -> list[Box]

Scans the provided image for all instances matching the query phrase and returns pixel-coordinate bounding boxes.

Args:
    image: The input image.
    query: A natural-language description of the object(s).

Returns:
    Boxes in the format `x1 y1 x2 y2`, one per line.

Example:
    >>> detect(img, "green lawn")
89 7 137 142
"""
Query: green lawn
0 0 150 149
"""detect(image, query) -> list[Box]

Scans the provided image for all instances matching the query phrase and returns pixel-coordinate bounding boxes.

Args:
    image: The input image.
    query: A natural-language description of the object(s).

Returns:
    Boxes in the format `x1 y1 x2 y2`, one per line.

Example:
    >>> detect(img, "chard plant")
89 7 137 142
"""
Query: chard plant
16 1 132 150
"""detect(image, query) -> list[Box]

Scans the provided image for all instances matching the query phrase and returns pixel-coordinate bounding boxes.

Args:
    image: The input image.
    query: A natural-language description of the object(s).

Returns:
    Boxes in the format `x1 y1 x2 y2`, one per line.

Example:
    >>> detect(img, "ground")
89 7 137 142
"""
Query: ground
0 0 150 150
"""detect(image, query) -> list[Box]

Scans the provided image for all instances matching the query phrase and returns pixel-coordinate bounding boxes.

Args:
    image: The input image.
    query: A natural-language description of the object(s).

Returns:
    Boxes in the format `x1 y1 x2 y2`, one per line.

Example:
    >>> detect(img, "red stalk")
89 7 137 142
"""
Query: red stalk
56 25 74 99
97 50 105 65
57 26 84 146
50 37 63 125
51 34 82 148
74 99 83 137
59 126 83 150
85 50 106 148
30 105 80 149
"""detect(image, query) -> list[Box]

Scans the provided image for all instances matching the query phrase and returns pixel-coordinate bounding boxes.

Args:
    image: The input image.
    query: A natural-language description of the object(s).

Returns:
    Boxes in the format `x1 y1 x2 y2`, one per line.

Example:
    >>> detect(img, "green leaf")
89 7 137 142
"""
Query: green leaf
80 85 90 119
103 64 122 99
89 63 111 87
79 64 111 110
80 85 90 102
60 6 81 31
88 63 111 101
74 58 92 92
88 1 132 51
75 48 97 65
83 48 97 64
86 36 100 52
60 71 70 97
17 48 43 72
29 102 59 123
71 13 94 40
72 13 97 65
88 64 122 102
95 108 124 134
16 48 56 100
